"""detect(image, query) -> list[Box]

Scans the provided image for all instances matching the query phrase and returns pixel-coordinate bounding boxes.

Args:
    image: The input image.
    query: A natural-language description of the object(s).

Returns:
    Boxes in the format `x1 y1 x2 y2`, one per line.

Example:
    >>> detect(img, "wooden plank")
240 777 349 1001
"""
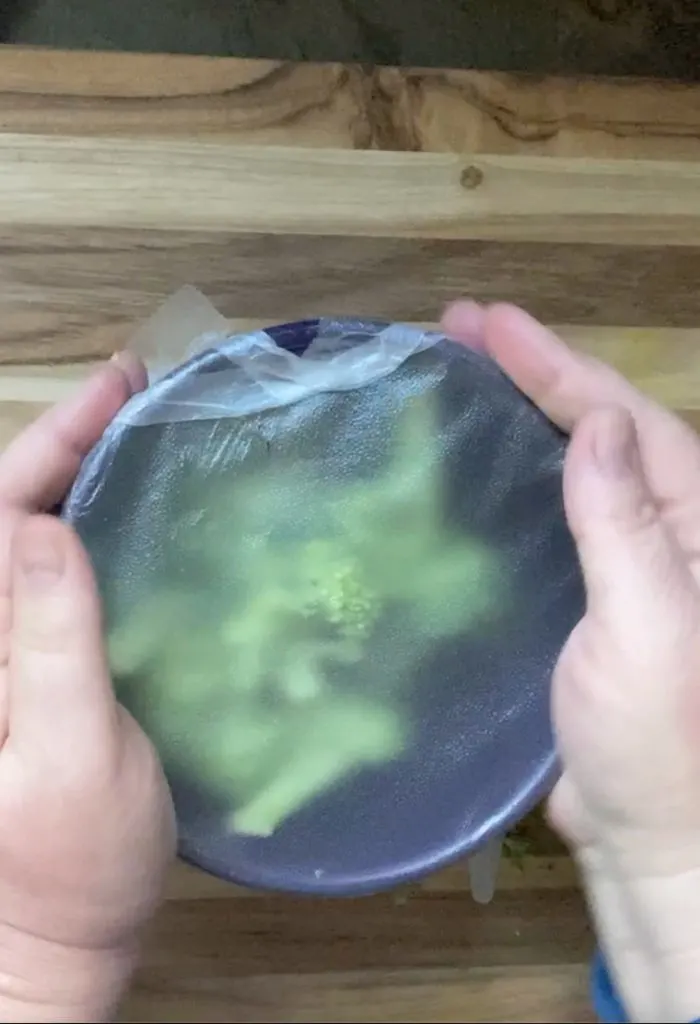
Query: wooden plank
122 963 595 1023
1 231 700 370
2 135 699 245
378 68 700 161
119 890 594 1022
137 888 593 974
0 48 698 164
0 52 368 148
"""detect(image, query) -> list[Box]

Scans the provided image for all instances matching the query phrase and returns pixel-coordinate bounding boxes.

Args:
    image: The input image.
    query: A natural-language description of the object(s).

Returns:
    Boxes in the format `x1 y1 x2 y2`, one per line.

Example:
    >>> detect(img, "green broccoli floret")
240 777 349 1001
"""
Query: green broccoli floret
109 389 504 839
299 540 380 639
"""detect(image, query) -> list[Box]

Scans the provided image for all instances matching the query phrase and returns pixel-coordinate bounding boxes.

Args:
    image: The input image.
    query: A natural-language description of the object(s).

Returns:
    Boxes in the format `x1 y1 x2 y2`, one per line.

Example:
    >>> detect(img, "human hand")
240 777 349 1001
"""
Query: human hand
442 302 700 1022
0 356 176 1022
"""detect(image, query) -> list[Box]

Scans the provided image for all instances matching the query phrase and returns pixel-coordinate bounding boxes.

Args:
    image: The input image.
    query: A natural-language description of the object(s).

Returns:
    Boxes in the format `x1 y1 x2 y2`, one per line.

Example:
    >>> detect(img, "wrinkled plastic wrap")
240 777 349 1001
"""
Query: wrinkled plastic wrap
64 289 584 896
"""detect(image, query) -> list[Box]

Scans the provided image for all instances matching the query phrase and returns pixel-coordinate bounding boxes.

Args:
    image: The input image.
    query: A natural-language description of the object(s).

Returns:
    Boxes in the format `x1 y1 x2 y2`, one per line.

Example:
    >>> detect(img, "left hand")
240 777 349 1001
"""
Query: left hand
0 354 176 1022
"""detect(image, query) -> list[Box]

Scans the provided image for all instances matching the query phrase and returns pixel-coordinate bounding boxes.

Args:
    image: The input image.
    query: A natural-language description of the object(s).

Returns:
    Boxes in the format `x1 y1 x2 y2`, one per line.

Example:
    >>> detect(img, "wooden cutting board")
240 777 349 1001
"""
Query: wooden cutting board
1 45 699 1023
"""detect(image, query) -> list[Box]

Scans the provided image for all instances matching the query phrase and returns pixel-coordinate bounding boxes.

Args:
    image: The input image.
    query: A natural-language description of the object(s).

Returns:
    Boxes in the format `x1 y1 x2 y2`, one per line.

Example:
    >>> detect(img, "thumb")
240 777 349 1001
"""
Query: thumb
564 406 694 640
9 515 118 756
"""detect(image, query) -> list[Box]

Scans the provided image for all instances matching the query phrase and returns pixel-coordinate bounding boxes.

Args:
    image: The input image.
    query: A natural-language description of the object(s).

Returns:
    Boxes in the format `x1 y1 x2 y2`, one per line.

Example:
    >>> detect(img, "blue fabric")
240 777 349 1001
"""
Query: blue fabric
591 951 700 1023
591 951 628 1023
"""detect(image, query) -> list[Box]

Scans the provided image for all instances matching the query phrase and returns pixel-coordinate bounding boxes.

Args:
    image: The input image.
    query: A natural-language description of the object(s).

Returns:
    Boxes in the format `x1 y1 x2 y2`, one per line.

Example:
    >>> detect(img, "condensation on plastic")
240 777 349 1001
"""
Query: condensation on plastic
63 288 584 898
118 319 440 428
63 289 441 522
116 285 441 427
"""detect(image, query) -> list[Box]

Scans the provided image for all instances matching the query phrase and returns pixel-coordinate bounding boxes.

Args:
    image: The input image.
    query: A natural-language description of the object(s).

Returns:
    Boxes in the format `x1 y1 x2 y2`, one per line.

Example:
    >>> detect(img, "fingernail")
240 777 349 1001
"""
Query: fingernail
110 351 147 394
17 521 65 586
442 300 484 326
441 301 487 352
592 408 637 477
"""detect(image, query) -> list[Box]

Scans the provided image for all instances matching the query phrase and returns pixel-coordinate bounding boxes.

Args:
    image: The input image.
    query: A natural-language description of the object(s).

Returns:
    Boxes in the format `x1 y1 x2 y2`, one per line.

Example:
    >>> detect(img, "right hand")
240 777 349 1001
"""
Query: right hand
442 301 700 1022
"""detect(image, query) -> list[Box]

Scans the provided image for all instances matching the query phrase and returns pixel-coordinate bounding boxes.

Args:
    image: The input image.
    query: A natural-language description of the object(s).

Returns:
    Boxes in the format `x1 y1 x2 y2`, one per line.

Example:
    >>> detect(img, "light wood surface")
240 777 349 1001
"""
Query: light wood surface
0 49 698 161
6 135 700 245
1 45 699 1023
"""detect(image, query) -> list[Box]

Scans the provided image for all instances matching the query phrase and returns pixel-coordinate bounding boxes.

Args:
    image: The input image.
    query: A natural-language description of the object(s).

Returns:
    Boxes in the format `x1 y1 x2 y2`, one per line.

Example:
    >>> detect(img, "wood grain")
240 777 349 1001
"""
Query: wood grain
378 67 700 160
3 135 700 245
142 888 592 976
119 889 595 1023
123 963 595 1023
0 48 698 162
2 230 700 369
0 45 697 1023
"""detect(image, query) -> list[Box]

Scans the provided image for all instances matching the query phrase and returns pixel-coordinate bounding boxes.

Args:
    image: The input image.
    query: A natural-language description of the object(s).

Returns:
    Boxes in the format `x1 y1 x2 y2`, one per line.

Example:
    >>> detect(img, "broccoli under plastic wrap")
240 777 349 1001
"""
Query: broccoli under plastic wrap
109 391 502 838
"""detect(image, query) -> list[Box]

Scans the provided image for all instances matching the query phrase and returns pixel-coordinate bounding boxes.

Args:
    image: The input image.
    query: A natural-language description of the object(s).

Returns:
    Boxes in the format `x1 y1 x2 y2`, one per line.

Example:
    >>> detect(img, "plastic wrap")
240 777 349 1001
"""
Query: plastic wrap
64 289 584 896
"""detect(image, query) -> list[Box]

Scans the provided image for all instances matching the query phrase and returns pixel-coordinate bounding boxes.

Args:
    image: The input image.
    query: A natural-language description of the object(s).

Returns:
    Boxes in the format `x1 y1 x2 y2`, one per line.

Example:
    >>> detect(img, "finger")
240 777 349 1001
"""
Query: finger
9 516 118 757
481 304 663 431
442 299 661 433
0 351 146 511
440 300 487 349
547 774 596 849
472 303 700 527
563 406 696 642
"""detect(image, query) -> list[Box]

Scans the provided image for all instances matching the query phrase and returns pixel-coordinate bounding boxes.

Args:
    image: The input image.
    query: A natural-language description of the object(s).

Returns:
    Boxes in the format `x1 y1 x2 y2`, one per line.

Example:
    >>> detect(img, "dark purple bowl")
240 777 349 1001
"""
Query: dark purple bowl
64 317 584 896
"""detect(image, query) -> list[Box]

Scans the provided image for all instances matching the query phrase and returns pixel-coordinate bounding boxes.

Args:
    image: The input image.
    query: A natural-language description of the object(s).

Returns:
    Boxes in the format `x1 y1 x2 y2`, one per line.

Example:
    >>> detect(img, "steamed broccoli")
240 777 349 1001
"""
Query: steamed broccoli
109 390 502 838
299 541 380 639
